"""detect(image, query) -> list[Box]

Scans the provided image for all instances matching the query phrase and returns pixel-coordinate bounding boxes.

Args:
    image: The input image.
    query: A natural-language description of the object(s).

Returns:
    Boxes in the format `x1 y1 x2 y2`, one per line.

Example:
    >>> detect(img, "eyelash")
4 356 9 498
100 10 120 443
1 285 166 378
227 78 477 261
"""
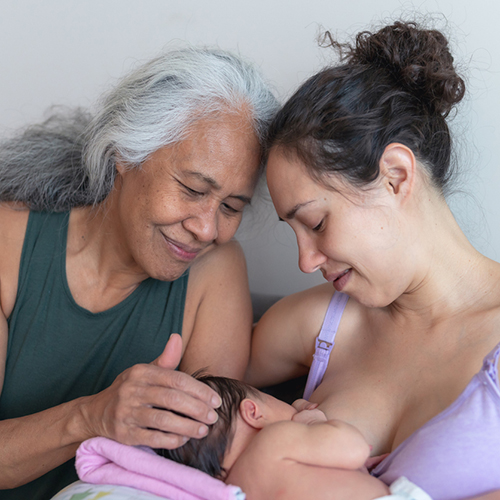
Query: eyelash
312 219 325 232
181 182 241 216
222 203 240 215
183 184 203 197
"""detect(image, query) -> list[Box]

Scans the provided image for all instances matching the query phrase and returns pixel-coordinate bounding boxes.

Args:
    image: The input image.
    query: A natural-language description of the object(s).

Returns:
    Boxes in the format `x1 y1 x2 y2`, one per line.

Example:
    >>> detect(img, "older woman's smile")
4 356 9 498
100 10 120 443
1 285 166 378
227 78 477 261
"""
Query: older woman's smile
160 232 204 262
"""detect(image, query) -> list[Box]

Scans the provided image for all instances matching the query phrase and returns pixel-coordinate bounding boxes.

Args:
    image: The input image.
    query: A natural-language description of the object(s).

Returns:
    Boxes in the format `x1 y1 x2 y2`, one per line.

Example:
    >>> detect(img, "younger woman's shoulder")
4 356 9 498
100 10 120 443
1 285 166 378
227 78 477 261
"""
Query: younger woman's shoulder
268 284 358 335
272 283 335 316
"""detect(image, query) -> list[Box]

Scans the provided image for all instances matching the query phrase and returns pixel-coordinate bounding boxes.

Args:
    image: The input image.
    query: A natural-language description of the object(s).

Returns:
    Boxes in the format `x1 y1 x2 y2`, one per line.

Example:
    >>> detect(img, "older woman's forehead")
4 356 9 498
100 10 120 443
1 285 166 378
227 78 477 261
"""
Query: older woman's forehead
144 113 261 193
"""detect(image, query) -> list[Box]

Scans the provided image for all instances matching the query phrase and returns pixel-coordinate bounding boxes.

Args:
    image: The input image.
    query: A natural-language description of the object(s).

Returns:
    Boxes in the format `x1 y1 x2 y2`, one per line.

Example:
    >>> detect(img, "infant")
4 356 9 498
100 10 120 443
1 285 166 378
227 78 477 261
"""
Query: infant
157 375 391 500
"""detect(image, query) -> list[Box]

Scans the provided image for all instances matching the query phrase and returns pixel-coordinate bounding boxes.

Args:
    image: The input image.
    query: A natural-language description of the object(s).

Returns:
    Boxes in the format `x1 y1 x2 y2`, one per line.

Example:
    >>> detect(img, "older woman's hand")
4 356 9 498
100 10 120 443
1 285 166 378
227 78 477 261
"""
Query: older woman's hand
76 334 221 450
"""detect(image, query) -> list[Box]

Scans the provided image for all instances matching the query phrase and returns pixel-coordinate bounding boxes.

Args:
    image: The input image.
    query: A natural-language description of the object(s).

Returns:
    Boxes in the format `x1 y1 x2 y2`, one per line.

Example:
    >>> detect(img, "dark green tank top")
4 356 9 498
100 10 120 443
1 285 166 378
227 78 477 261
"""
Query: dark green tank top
0 211 189 499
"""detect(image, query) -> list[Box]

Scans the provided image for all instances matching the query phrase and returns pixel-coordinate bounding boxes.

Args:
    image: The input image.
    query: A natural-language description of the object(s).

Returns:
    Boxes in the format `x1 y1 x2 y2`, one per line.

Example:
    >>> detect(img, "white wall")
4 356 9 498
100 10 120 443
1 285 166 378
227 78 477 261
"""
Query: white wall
1 0 498 296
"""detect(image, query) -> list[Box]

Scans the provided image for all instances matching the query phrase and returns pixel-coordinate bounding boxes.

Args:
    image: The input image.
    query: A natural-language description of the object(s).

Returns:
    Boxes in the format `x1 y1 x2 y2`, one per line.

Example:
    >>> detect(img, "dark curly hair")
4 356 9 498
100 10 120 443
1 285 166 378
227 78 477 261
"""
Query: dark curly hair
155 375 260 479
267 21 466 191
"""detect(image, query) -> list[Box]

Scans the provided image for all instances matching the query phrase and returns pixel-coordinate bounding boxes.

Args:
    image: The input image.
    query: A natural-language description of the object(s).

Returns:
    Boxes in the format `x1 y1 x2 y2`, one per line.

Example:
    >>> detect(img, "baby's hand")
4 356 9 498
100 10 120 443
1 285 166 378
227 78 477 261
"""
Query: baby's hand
291 398 318 412
291 399 327 425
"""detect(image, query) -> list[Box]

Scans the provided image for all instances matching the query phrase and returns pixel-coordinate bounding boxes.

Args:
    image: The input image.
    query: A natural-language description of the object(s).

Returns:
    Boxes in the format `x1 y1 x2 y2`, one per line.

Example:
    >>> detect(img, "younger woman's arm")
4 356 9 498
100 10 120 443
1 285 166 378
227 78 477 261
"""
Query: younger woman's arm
245 284 335 387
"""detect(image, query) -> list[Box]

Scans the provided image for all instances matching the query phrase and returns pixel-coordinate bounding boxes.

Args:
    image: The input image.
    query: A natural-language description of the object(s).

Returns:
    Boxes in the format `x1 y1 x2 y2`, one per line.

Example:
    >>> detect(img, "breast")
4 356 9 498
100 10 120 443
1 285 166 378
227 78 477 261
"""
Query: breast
313 368 404 455
372 368 500 500
309 312 495 455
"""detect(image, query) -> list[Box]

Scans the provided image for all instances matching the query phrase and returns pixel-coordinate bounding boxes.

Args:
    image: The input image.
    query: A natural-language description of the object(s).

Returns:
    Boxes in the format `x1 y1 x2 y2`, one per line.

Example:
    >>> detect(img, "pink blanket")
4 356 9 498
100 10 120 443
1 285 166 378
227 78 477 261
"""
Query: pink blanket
75 437 245 500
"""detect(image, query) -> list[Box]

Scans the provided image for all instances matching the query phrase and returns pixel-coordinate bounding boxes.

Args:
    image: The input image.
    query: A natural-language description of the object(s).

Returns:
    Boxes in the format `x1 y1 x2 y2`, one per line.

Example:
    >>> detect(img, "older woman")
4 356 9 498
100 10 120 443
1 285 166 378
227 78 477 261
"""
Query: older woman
0 48 277 499
247 21 500 500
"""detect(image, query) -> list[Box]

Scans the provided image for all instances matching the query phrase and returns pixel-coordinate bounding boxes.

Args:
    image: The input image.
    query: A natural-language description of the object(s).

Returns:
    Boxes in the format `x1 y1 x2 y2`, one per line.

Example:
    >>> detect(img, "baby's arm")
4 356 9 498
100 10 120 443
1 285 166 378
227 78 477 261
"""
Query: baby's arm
257 418 370 470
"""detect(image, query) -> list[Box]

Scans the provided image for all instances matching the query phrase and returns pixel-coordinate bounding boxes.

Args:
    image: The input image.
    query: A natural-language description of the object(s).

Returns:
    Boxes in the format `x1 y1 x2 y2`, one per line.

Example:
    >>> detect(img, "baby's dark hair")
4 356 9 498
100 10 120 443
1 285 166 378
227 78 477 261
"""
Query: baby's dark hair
155 375 260 479
267 20 465 192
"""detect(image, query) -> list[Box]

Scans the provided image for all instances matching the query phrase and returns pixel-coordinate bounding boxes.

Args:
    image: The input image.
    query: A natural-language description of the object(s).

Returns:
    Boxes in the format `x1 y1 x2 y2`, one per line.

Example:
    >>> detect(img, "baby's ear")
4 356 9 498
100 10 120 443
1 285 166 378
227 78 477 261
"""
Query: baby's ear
239 399 266 429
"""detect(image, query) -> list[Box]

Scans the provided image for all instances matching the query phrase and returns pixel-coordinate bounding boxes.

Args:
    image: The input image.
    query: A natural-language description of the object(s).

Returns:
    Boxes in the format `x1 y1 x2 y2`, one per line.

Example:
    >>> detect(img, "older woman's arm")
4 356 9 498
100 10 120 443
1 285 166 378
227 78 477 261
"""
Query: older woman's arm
0 330 220 489
0 206 221 488
180 240 253 379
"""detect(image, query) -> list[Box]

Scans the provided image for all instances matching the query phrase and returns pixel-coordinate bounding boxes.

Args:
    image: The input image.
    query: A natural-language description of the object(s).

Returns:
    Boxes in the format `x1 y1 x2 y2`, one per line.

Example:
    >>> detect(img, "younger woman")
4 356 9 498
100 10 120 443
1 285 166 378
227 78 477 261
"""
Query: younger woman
247 21 500 500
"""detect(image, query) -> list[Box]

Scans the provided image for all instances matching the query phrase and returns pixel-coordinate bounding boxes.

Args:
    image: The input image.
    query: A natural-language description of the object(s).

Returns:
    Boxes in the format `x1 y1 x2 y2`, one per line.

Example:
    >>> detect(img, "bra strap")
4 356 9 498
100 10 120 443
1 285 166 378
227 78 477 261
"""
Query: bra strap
303 292 349 400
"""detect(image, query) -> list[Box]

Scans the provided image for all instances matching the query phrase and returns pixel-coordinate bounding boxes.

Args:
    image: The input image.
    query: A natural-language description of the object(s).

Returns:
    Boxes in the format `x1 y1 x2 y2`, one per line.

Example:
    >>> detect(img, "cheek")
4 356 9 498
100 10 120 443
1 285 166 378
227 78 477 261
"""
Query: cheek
216 214 243 243
352 207 403 255
142 185 189 225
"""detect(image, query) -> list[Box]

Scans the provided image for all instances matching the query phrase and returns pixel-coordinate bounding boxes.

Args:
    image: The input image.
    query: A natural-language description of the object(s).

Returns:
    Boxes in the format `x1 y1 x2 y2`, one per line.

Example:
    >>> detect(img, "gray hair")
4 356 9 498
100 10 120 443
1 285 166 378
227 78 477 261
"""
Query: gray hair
0 47 278 211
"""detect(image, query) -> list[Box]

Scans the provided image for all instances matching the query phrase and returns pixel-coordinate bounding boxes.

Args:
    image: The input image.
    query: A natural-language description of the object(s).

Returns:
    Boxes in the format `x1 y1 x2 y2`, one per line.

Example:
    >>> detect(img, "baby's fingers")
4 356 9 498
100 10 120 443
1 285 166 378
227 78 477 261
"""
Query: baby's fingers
292 398 318 412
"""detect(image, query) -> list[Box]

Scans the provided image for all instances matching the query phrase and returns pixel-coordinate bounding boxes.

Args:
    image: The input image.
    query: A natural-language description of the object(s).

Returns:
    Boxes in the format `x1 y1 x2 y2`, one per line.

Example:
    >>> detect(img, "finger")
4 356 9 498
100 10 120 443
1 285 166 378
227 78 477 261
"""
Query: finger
152 334 183 370
127 426 191 450
292 398 311 412
136 366 221 409
142 384 219 426
137 406 211 439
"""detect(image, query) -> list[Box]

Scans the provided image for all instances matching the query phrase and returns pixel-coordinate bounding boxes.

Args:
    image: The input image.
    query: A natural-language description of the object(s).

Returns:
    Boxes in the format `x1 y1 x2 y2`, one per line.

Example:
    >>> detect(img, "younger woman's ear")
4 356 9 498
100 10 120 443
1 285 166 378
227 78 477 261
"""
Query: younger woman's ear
239 399 266 429
379 143 416 199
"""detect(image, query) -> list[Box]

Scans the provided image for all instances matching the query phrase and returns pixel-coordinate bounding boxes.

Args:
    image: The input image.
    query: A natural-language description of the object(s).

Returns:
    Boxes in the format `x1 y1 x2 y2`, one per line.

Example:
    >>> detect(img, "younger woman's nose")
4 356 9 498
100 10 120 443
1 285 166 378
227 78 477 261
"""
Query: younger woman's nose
297 239 327 274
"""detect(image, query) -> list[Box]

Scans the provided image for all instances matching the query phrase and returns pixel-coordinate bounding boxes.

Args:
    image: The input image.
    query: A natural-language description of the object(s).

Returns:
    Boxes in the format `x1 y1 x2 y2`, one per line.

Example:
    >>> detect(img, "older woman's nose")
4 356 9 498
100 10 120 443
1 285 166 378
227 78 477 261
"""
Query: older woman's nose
183 206 219 243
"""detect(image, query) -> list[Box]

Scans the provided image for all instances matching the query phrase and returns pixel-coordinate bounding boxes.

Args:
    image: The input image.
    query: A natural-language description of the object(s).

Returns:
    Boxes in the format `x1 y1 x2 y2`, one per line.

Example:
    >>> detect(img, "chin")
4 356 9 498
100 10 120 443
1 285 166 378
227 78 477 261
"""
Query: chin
142 258 191 282
154 266 190 282
351 289 395 309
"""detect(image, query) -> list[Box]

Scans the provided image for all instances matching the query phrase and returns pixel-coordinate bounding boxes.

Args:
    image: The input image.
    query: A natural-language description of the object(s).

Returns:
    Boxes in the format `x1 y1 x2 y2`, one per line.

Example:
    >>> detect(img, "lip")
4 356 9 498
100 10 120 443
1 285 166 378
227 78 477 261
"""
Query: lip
161 233 203 262
323 268 352 292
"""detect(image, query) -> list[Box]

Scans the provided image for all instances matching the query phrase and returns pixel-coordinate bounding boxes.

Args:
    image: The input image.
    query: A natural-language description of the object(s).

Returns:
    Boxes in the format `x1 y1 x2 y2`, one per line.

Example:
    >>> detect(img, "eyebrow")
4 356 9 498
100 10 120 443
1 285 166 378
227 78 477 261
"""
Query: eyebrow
185 171 252 205
280 201 313 221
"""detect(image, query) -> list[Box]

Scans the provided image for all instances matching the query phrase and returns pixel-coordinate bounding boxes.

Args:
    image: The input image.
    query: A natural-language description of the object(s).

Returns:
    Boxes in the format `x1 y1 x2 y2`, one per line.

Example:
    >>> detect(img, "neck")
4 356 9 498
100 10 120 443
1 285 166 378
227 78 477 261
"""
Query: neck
222 418 259 475
390 190 499 321
67 187 149 292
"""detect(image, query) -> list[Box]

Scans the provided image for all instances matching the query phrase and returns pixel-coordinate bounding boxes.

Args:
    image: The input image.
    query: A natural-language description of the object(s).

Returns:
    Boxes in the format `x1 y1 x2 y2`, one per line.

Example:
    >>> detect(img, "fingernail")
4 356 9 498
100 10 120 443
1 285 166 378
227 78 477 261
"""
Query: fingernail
198 425 208 436
182 436 190 444
211 395 222 408
207 410 218 423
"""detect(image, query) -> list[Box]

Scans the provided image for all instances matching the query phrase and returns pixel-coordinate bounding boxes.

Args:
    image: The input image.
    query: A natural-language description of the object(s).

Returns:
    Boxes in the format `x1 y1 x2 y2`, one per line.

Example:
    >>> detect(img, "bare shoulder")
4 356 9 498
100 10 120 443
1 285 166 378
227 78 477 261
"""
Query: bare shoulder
0 202 29 235
0 203 29 318
269 283 335 324
260 283 337 346
191 239 246 273
247 284 342 386
180 240 252 375
185 239 248 308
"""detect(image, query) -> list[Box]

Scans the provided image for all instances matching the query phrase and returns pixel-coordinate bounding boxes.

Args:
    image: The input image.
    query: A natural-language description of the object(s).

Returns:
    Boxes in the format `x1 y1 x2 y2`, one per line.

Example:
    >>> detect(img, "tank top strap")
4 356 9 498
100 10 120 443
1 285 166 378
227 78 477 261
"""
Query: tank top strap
483 341 500 388
15 211 68 299
303 292 349 400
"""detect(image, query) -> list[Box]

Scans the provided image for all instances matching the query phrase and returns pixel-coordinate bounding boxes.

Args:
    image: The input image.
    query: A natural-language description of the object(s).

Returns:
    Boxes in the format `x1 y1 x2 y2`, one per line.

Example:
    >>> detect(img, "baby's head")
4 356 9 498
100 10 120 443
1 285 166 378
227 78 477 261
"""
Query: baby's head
156 375 295 479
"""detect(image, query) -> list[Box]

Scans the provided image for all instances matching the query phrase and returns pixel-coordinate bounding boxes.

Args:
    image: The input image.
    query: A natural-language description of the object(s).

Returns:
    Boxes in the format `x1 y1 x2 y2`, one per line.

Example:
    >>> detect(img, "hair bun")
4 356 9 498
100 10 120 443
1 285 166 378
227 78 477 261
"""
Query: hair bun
327 21 465 117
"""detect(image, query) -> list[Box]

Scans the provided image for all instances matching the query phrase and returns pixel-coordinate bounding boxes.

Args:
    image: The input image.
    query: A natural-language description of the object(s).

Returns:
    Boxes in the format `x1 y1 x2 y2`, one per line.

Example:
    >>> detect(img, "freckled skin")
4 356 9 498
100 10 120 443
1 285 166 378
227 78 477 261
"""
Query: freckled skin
107 113 261 283
0 109 263 487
